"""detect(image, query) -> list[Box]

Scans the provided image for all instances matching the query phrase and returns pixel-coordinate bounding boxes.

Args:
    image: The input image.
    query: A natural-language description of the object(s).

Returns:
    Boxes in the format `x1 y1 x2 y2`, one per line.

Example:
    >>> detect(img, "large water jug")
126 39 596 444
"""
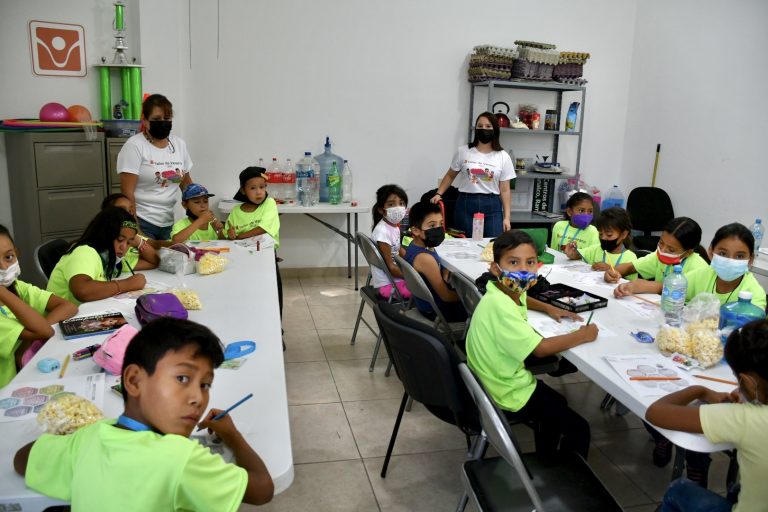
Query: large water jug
719 291 766 343
602 185 625 209
314 137 344 202
661 264 687 327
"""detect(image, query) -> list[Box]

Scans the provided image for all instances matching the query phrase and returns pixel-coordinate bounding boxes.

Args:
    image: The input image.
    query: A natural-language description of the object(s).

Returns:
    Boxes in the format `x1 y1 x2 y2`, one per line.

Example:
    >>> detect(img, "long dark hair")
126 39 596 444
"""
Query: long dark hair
596 207 633 248
66 207 137 280
372 184 409 226
469 112 503 152
564 192 593 221
710 223 755 256
665 217 708 262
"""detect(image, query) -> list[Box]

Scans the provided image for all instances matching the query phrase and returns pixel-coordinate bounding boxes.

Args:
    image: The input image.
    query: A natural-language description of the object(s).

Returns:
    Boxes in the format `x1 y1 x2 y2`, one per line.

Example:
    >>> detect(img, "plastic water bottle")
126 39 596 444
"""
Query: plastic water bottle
314 137 344 202
341 160 353 203
327 161 341 205
257 157 265 169
267 157 283 202
602 185 625 209
296 152 315 207
472 213 485 241
661 265 687 326
283 158 296 204
719 291 767 343
750 218 764 252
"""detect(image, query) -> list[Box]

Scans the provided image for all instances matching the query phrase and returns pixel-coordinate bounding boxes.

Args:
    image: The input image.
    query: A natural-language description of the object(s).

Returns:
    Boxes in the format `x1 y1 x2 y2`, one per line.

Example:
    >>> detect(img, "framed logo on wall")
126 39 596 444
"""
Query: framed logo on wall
29 20 87 77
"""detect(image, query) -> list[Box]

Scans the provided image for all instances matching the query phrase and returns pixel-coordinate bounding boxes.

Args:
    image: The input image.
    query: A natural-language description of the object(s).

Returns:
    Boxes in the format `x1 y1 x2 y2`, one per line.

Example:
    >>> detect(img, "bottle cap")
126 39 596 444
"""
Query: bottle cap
673 264 682 272
473 213 485 219
738 291 753 300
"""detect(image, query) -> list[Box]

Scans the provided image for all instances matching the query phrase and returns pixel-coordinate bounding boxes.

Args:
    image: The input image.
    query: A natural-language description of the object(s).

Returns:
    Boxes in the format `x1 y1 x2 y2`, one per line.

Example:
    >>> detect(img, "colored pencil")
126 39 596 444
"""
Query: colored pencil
693 374 738 386
59 354 71 379
586 311 594 325
632 294 660 307
629 376 680 381
197 393 254 431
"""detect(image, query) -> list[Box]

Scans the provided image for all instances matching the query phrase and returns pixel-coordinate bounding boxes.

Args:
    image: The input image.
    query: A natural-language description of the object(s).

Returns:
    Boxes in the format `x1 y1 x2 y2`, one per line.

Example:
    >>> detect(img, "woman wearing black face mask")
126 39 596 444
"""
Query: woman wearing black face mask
116 94 194 241
431 112 515 237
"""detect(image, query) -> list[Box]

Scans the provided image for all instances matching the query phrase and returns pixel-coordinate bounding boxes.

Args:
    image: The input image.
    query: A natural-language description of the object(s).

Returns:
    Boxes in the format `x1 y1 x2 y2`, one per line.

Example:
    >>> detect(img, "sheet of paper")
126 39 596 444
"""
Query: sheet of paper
111 280 171 305
615 295 661 319
604 354 689 397
528 315 617 338
436 239 483 259
0 373 105 422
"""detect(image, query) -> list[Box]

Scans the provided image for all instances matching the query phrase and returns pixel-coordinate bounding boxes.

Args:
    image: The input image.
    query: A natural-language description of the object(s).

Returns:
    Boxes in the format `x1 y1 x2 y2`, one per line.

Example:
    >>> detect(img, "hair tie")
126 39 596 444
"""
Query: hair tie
122 220 138 231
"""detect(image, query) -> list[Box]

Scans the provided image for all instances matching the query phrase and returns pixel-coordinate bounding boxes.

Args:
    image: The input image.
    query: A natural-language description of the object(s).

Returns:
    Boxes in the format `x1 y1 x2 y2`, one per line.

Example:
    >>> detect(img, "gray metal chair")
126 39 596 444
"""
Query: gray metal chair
34 238 70 284
457 363 622 512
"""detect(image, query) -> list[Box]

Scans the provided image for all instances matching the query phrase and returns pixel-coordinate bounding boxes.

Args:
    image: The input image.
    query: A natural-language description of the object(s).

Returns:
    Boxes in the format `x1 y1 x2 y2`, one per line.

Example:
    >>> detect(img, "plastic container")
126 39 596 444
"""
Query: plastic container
341 160 353 203
601 185 625 210
314 137 344 202
719 291 767 343
296 152 314 207
661 265 687 327
267 157 282 202
750 218 764 252
283 158 296 204
530 283 608 313
327 161 341 205
102 119 141 137
590 187 602 209
472 213 485 240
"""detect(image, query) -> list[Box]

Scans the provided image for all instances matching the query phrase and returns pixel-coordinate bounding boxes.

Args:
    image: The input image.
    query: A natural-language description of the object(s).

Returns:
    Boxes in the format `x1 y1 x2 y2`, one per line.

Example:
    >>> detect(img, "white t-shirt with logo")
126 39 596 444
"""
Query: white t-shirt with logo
450 146 515 195
117 133 193 227
371 220 402 289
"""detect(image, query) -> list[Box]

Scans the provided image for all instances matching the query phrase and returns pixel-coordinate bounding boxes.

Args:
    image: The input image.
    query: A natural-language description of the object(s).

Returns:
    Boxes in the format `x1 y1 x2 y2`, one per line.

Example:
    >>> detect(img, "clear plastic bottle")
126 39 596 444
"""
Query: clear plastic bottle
267 157 282 202
341 160 353 203
661 265 687 327
472 213 485 241
327 161 341 205
283 158 296 204
719 291 767 343
296 152 315 207
750 218 764 252
314 137 344 202
602 185 625 209
257 157 265 169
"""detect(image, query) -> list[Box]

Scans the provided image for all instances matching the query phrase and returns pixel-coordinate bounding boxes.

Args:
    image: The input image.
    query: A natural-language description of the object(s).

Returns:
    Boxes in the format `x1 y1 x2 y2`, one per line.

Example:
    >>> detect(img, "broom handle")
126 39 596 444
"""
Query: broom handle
651 143 661 187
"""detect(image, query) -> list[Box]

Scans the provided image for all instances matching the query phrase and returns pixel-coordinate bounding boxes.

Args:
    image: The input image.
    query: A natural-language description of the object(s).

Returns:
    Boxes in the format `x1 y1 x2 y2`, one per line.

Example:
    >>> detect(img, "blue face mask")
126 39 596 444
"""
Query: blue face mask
496 264 538 294
710 254 749 282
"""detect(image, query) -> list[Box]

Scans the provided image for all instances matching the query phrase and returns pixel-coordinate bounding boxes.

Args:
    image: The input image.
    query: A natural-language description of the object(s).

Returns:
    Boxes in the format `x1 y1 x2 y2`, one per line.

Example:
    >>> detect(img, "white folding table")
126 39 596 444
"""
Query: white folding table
0 242 293 511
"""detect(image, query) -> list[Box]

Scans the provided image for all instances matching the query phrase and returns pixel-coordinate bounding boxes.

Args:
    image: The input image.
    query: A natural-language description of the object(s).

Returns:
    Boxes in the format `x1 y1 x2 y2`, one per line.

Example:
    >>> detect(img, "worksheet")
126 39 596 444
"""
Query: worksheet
615 295 661 320
0 373 105 422
605 354 688 397
528 315 617 339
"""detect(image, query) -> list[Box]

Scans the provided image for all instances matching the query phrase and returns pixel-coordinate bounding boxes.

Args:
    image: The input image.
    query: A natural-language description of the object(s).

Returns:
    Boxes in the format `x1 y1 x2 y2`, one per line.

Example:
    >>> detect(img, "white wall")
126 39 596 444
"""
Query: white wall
621 0 768 245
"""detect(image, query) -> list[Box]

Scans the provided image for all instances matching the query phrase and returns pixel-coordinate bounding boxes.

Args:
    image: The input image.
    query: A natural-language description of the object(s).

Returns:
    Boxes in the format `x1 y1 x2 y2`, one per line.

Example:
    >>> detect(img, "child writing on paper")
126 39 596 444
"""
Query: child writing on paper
47 208 149 305
101 193 163 271
171 184 225 243
467 229 598 458
646 319 768 512
0 225 77 388
608 217 709 296
578 207 638 279
371 184 412 300
550 192 600 258
14 318 274 510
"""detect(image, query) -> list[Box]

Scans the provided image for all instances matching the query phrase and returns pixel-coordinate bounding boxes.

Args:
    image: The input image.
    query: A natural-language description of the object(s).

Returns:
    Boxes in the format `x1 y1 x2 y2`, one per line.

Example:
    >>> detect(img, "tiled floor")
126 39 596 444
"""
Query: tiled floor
243 272 732 512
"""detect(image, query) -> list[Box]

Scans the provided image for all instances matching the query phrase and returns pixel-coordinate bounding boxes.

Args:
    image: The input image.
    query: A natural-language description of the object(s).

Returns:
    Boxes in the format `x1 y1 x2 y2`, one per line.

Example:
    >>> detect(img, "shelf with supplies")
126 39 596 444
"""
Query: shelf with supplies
500 128 580 136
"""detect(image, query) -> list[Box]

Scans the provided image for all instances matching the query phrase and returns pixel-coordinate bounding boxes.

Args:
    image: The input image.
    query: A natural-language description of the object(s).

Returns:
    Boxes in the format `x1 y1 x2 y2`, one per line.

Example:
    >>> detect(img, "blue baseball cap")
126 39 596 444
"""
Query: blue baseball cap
182 183 214 201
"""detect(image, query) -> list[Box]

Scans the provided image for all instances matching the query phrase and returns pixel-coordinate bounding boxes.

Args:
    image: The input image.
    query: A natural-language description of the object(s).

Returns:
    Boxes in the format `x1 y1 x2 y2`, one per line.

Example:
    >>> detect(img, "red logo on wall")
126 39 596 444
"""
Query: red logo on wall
29 21 87 77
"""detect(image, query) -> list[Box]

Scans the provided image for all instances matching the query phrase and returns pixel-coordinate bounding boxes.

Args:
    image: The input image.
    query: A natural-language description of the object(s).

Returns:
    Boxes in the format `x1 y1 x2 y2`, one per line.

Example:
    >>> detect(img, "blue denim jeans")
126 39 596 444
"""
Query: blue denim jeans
661 479 734 512
137 217 172 241
454 193 503 238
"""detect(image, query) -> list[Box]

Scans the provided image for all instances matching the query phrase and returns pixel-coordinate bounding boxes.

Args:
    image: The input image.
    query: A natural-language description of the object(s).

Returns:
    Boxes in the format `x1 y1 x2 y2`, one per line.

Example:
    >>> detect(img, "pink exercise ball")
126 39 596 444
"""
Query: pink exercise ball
39 102 71 122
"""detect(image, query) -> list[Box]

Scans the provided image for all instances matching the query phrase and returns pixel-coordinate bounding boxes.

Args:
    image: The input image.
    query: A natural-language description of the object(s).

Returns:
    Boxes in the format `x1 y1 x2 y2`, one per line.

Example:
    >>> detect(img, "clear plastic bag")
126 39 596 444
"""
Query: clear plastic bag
171 288 203 310
197 253 228 275
37 395 104 435
658 293 723 368
158 245 197 275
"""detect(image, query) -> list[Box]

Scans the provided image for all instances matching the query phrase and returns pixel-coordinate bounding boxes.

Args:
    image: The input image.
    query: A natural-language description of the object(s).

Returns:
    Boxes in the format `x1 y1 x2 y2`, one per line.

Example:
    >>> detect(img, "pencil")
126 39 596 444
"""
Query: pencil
629 376 680 381
586 311 594 325
632 294 660 307
693 374 738 386
59 354 71 379
196 393 254 431
123 259 135 276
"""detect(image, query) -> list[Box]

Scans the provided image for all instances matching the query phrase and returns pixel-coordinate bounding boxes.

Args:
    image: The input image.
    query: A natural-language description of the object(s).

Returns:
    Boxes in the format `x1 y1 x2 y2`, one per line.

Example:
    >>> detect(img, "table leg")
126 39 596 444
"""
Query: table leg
346 212 352 279
671 446 686 481
354 213 359 290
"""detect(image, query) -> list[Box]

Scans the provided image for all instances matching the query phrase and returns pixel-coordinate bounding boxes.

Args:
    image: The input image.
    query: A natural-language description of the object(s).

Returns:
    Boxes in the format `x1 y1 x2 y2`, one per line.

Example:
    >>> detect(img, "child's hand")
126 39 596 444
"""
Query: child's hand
546 305 583 323
211 218 224 232
591 262 610 272
614 282 634 298
700 388 736 405
604 268 621 283
227 226 236 240
577 323 599 342
195 211 216 226
564 242 580 260
198 408 240 443
126 274 146 290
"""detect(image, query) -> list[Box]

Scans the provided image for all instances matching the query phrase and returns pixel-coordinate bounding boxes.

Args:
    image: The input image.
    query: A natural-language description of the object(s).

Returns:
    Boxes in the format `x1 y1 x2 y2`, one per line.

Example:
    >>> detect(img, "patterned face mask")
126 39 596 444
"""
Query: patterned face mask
496 263 538 294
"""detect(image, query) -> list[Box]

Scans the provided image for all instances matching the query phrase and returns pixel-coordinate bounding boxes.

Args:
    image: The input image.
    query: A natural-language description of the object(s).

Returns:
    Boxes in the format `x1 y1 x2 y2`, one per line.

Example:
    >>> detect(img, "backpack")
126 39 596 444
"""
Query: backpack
93 324 139 375
135 293 189 325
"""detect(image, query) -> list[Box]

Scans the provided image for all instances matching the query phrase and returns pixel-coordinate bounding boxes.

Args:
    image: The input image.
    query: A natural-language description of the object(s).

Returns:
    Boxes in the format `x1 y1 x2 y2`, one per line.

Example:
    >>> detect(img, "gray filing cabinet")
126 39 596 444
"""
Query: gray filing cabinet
5 132 107 287
106 136 129 194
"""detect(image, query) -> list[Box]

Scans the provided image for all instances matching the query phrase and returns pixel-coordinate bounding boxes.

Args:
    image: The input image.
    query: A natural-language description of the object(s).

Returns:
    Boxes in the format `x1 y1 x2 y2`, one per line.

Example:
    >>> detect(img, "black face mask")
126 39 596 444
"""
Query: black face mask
423 226 445 248
148 120 172 140
600 237 621 252
476 129 494 144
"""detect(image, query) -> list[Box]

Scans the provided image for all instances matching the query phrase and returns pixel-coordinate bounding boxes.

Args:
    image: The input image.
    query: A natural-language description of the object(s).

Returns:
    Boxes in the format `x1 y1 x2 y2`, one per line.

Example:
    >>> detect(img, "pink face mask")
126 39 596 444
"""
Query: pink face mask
656 248 683 266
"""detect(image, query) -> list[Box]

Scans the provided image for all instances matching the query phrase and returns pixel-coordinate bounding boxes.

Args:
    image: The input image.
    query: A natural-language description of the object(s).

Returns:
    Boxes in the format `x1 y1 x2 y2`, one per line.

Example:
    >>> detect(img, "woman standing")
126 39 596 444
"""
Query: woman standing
117 94 193 240
431 112 514 237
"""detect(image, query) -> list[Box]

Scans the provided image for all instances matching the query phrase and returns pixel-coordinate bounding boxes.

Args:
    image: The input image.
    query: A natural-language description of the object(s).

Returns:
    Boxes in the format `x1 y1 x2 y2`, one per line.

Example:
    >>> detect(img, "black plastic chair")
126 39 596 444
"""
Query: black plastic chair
372 301 480 478
626 187 674 253
34 238 70 284
457 363 623 512
421 186 460 232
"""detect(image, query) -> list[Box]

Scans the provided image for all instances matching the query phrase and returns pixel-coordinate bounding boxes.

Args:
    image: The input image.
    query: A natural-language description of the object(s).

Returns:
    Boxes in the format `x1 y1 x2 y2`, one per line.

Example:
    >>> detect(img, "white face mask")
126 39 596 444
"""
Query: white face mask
0 261 21 287
385 206 407 225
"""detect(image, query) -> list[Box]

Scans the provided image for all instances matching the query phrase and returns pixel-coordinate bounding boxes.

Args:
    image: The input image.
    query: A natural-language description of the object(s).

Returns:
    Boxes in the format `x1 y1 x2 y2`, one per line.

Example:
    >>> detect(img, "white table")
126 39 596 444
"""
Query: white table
219 200 370 290
437 238 736 455
0 242 293 511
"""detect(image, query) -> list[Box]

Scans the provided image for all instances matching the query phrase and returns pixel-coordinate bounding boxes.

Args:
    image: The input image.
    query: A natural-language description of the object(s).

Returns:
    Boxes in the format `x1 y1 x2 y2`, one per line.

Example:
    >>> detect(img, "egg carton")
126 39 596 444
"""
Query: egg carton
516 46 560 66
469 54 515 69
553 62 584 79
511 59 554 81
514 40 557 50
472 45 519 61
558 51 591 65
468 65 512 82
554 76 588 86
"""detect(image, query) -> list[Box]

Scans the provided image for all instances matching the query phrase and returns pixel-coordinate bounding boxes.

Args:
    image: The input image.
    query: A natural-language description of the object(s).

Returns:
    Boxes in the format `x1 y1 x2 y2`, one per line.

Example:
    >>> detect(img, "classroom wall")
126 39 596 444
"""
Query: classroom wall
620 0 768 245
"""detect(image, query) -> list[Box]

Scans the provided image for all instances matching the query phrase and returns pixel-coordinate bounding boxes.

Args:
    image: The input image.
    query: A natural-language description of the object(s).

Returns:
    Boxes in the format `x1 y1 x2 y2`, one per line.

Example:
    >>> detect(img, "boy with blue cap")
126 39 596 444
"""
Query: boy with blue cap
171 183 225 242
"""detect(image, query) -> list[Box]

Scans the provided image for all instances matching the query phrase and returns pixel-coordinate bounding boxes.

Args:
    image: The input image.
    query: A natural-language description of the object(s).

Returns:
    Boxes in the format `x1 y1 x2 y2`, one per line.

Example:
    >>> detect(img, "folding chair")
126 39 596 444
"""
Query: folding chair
34 238 70 284
457 363 622 512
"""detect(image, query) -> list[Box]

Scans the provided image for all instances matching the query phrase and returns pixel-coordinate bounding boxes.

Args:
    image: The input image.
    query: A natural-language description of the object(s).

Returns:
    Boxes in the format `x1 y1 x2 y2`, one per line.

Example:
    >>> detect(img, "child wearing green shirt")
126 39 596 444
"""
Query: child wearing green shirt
171 183 225 243
0 225 77 388
466 229 598 458
551 192 600 258
101 192 163 274
578 206 639 280
14 317 274 510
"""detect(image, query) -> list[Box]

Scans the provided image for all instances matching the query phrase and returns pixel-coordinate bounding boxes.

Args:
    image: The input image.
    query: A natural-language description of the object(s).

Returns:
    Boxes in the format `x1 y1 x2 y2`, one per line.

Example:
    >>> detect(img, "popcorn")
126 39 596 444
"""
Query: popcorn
37 395 103 435
197 253 228 275
657 326 693 355
691 329 723 368
172 289 202 310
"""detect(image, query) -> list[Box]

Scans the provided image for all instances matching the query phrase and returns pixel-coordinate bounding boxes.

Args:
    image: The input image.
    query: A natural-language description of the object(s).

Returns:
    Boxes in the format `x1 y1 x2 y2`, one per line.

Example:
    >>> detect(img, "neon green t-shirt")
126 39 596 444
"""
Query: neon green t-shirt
171 217 219 241
550 220 600 251
225 198 281 248
685 266 767 309
466 283 542 412
26 419 248 512
632 251 708 282
47 245 106 305
579 244 639 280
0 280 52 388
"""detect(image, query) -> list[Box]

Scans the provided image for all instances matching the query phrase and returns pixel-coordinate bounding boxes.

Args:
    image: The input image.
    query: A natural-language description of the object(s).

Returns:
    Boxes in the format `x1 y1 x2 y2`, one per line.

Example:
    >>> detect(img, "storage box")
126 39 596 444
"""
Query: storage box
102 120 140 137
531 283 607 313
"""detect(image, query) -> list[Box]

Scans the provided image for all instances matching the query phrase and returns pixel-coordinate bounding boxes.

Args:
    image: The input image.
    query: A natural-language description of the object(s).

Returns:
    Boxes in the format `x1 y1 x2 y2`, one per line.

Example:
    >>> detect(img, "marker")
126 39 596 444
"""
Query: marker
197 393 254 431
59 354 71 379
586 311 594 325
